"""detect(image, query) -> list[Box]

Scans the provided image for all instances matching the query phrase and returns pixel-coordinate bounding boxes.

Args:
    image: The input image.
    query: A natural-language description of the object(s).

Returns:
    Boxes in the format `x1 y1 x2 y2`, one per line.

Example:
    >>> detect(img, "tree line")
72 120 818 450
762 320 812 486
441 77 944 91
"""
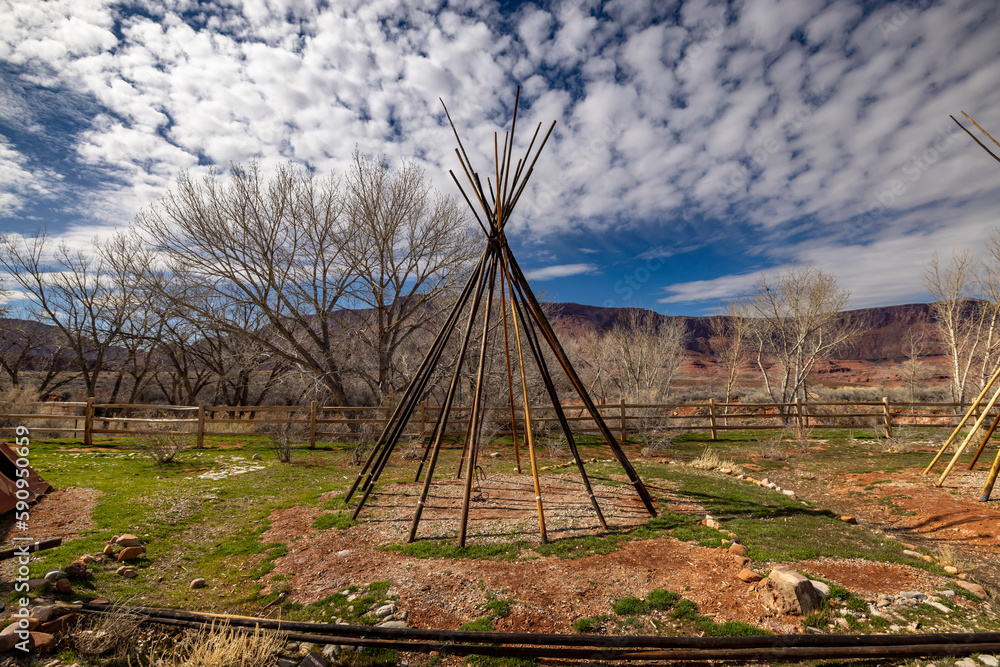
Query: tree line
0 157 988 410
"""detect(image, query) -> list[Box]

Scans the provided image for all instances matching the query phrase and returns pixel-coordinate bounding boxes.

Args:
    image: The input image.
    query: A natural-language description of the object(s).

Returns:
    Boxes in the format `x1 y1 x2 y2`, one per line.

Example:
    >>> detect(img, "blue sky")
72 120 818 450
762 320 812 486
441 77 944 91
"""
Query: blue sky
2 0 999 315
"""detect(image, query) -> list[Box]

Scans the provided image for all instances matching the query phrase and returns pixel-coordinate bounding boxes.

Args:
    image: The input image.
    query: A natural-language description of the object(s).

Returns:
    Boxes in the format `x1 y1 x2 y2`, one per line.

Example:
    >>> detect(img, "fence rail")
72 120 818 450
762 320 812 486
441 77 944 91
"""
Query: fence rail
0 396 989 447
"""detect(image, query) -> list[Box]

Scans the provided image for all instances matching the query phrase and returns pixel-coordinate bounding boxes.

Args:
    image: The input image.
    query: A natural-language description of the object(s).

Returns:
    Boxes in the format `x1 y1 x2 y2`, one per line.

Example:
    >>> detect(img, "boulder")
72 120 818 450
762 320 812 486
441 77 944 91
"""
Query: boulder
117 546 144 561
116 534 141 548
955 580 987 598
760 566 822 616
55 578 72 595
808 580 830 598
0 633 15 652
738 568 763 583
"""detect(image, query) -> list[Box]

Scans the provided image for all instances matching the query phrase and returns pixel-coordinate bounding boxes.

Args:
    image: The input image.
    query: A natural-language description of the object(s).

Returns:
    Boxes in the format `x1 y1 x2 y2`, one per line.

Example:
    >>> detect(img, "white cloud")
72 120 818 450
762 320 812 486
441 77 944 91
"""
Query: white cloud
0 0 998 312
524 263 598 280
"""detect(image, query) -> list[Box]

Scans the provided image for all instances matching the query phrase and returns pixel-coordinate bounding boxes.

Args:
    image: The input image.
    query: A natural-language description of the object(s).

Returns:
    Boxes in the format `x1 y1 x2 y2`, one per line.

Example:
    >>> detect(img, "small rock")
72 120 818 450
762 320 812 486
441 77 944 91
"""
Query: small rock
958 573 968 580
732 556 750 567
979 656 999 667
43 569 66 582
322 644 341 660
922 554 935 563
902 549 923 558
64 561 87 578
116 534 141 548
29 632 57 652
374 604 396 618
944 565 959 574
337 550 352 557
923 601 952 613
761 478 770 486
767 482 777 489
190 578 207 590
728 543 748 557
809 581 830 598
760 566 822 616
719 468 731 474
277 658 298 667
300 652 330 667
840 516 857 524
252 453 262 460
55 579 72 594
782 490 796 499
489 452 501 458
39 613 77 635
117 546 144 561
102 544 115 555
378 619 409 629
29 606 56 622
955 658 978 667
834 617 849 628
703 516 722 530
738 568 763 583
80 554 97 563
955 580 987 598
937 590 956 599
117 566 137 578
297 641 315 656
889 624 902 632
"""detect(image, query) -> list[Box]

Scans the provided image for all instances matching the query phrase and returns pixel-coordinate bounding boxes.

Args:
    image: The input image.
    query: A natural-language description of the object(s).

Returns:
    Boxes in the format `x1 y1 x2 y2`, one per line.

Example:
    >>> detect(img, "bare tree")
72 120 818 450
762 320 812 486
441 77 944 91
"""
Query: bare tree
923 249 1000 403
900 328 933 407
136 162 356 403
0 231 135 398
342 150 477 403
605 309 688 402
709 297 753 413
747 266 862 406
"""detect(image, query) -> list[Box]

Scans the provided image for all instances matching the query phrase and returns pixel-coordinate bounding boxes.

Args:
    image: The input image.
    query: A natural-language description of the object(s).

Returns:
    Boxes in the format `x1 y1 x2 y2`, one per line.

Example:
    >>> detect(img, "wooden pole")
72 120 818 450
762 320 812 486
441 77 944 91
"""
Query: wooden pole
408 261 492 542
196 400 206 448
882 397 893 439
459 256 498 547
84 397 94 446
309 401 318 449
979 446 1000 501
924 364 1000 474
794 397 804 440
498 269 522 474
508 269 547 543
936 381 1000 487
968 409 1000 469
420 401 426 441
708 398 718 441
504 261 608 530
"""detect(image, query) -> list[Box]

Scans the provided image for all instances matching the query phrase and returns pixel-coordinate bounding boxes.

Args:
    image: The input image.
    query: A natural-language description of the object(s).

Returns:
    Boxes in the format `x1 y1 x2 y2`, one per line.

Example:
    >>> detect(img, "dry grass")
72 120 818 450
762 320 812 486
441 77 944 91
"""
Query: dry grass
74 605 144 657
135 433 192 463
935 544 977 573
690 448 745 474
151 622 287 667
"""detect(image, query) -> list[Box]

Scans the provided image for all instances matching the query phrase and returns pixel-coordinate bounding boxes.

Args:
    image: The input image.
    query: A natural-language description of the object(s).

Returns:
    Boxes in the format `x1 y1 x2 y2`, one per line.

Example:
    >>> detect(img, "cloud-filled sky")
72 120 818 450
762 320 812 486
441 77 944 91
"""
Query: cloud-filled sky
2 0 999 315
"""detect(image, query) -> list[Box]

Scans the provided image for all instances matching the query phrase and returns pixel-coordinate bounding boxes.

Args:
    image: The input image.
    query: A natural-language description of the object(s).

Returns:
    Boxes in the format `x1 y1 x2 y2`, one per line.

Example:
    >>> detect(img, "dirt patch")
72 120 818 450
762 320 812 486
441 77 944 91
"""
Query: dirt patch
263 472 955 636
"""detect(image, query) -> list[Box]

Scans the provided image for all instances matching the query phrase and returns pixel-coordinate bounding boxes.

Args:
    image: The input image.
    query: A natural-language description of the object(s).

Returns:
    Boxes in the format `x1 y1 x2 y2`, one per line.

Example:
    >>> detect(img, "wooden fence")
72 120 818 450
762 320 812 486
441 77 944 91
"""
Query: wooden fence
0 397 987 446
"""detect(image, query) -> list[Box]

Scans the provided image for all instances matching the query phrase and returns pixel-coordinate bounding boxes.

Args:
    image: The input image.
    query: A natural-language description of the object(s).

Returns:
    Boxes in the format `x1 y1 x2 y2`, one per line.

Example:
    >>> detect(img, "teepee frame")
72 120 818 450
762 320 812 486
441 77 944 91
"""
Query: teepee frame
344 88 657 545
924 111 1000 501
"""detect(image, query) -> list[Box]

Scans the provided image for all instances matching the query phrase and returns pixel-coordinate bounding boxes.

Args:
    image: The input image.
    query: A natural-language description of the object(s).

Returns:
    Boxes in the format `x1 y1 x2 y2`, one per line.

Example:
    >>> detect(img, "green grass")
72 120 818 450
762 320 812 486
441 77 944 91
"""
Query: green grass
572 615 609 633
646 588 681 611
611 596 648 616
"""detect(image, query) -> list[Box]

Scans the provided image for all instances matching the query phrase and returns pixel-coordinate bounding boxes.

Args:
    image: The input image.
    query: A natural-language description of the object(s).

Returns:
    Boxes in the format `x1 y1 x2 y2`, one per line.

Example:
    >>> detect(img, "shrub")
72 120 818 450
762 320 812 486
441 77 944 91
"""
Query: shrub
611 596 648 616
646 588 681 611
572 615 608 633
136 433 191 463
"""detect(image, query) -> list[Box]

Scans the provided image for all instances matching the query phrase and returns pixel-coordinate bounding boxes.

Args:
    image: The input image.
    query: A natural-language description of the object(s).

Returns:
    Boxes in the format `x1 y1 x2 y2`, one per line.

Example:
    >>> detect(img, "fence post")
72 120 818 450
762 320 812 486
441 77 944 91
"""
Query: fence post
708 398 718 441
794 397 804 440
310 400 318 449
196 400 206 448
84 397 94 446
619 398 627 445
882 396 893 438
